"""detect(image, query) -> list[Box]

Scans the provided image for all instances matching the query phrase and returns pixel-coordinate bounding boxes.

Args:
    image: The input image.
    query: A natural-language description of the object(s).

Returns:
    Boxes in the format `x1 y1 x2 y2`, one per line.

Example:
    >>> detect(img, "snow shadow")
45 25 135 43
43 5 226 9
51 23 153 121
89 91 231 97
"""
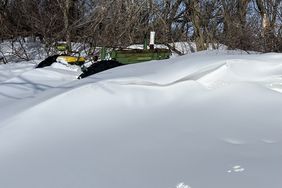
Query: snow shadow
0 75 74 100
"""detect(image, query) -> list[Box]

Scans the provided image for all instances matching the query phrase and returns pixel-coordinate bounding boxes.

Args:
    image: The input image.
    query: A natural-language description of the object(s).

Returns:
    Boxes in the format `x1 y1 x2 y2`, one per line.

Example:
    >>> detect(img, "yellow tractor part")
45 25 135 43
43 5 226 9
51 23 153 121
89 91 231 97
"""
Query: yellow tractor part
57 56 86 65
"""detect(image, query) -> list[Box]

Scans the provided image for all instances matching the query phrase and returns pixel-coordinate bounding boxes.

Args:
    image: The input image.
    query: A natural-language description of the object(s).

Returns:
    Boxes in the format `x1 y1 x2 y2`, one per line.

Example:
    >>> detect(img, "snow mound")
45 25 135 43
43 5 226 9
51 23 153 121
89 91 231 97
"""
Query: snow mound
0 51 282 188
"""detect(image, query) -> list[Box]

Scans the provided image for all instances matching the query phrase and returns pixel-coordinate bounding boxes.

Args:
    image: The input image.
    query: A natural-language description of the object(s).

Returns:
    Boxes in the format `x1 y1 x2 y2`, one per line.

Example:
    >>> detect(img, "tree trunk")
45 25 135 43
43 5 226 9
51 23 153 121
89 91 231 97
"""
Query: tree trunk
191 0 206 51
62 0 72 52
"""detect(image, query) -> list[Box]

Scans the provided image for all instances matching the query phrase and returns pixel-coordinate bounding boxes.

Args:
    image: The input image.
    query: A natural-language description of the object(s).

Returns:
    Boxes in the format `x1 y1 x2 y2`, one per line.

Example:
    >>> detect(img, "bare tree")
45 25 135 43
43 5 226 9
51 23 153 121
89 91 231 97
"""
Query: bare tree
255 0 281 51
1 0 282 59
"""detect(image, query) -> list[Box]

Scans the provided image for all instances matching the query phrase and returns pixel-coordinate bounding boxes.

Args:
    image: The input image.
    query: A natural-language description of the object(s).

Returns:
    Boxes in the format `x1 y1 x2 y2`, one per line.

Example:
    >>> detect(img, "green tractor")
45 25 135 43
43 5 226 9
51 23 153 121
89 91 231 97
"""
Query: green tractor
36 32 171 78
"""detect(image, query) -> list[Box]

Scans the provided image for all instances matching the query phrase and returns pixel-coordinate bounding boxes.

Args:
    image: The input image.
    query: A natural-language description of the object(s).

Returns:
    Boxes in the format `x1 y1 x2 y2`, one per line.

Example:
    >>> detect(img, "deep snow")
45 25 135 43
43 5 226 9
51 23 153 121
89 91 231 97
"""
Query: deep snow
0 50 282 188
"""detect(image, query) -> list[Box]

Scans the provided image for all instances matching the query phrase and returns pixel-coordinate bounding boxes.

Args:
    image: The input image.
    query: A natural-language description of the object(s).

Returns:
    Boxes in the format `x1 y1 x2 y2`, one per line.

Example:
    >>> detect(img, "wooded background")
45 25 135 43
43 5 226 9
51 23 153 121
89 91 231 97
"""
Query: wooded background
0 0 282 53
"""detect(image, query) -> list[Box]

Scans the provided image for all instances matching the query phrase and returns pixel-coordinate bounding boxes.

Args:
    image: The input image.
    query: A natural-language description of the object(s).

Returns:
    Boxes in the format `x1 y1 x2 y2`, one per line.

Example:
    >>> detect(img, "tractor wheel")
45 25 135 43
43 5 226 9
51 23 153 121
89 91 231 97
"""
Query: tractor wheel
36 55 61 68
78 60 123 79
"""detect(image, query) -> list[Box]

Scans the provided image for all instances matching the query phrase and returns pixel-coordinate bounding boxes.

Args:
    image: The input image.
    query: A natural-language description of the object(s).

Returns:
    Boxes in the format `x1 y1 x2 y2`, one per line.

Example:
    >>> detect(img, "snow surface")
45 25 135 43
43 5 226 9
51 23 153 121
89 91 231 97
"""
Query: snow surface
1 50 282 188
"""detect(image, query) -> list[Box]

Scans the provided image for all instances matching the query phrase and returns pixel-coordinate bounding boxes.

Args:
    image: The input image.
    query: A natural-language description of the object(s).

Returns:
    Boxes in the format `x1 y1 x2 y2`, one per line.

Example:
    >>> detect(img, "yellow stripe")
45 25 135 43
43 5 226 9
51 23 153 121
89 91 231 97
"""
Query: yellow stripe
58 56 86 63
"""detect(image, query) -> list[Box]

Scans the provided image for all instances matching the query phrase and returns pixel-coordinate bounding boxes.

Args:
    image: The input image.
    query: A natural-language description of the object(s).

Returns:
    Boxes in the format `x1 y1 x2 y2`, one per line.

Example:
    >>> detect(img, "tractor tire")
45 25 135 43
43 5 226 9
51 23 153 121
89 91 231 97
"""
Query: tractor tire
78 60 123 79
36 55 61 68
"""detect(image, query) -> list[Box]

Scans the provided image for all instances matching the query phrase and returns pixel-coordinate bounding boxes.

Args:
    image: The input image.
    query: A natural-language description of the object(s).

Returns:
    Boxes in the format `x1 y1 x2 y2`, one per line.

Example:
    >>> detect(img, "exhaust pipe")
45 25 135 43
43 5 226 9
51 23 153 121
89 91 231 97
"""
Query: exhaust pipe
149 31 155 50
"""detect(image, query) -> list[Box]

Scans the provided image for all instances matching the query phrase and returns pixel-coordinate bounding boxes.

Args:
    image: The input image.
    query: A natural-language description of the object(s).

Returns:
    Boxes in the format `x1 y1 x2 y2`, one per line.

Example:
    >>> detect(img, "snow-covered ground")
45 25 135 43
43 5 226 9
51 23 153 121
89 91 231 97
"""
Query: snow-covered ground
0 50 282 188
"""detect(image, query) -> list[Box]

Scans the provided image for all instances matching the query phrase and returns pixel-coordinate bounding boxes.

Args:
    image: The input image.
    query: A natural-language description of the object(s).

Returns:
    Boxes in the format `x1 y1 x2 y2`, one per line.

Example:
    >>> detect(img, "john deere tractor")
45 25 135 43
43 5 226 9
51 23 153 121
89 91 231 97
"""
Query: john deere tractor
36 32 171 78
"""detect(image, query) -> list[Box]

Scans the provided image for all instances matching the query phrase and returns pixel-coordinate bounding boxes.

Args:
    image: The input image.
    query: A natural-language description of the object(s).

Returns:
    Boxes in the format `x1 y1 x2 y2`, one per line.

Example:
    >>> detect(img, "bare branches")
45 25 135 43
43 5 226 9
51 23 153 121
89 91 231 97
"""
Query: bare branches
0 0 281 54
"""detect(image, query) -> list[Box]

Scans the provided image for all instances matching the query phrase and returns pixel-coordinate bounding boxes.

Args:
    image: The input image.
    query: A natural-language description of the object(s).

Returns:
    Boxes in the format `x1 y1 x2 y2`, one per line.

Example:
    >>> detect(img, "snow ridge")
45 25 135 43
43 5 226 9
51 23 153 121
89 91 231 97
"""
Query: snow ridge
1 51 282 188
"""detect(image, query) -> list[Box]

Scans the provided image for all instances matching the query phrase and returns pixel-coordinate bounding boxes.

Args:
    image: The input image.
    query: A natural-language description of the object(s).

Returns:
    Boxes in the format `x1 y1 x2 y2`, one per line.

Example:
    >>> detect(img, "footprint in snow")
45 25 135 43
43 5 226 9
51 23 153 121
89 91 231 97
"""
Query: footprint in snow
227 165 245 173
222 138 246 145
176 182 191 188
261 139 278 144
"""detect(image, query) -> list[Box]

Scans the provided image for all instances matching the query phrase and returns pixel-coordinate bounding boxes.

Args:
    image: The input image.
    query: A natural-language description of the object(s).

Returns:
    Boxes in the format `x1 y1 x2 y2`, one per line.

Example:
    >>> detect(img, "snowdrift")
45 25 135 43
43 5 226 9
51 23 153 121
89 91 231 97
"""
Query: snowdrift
0 50 282 188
